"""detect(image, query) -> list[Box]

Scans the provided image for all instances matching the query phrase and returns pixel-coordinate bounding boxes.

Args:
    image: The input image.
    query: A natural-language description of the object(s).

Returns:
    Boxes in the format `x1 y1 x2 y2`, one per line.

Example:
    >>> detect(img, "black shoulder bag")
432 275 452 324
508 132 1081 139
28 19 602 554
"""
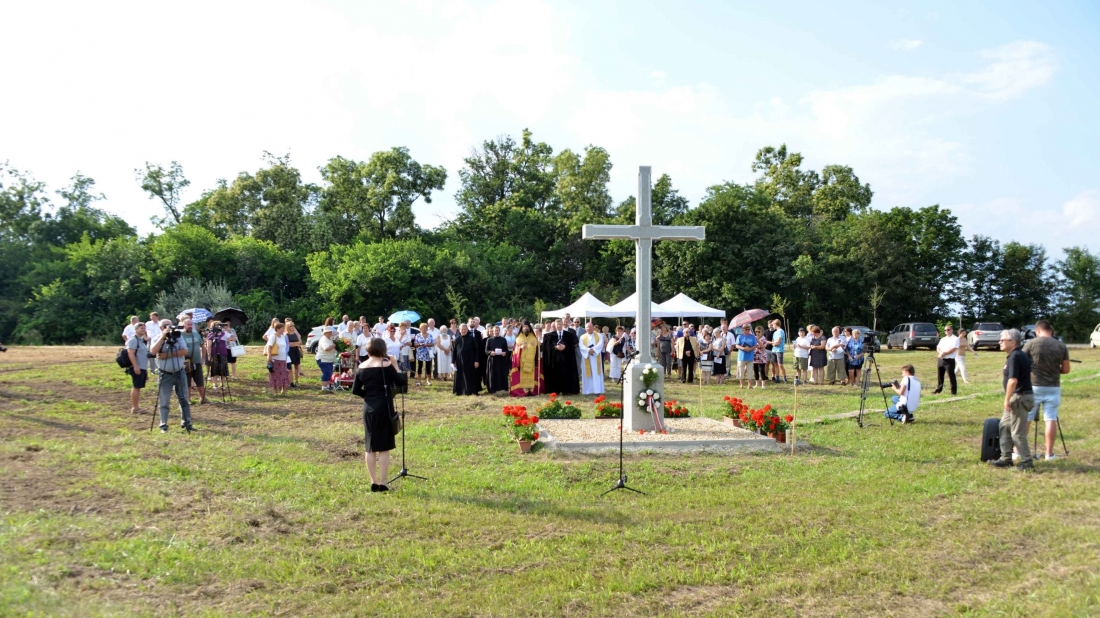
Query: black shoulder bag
381 365 402 435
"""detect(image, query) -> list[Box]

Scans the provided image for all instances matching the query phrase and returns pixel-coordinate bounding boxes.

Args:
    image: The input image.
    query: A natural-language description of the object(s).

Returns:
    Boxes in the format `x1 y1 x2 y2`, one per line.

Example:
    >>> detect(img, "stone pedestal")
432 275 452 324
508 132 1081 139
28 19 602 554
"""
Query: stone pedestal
621 362 665 432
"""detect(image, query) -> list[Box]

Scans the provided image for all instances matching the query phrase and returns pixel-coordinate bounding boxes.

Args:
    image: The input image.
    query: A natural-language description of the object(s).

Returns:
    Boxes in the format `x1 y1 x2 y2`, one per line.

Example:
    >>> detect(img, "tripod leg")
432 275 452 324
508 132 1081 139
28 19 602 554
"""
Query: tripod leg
1057 419 1068 456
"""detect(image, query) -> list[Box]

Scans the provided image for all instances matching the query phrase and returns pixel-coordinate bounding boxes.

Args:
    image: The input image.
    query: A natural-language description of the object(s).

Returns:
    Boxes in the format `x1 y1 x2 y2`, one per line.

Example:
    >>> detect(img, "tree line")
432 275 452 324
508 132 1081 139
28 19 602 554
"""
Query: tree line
2 131 1098 345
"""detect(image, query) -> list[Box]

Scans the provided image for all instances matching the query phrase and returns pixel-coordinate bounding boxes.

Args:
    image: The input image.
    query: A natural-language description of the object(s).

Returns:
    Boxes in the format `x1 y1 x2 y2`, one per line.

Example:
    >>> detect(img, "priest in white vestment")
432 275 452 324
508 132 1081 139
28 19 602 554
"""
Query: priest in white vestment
579 322 605 395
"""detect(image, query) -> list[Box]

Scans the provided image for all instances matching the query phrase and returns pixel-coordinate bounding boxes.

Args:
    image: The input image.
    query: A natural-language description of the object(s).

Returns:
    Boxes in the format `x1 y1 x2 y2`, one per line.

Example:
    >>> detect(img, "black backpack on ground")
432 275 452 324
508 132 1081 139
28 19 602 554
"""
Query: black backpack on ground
116 347 132 369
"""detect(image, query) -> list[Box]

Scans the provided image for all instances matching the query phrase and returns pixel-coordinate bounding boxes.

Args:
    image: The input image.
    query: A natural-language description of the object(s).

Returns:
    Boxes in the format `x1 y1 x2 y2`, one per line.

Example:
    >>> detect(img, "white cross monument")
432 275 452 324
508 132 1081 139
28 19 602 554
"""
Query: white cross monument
583 166 705 431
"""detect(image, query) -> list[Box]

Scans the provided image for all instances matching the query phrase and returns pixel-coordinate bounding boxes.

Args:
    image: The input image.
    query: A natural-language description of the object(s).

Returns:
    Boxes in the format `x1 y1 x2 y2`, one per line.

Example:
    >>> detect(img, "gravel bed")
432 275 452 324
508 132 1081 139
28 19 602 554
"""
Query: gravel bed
538 417 772 444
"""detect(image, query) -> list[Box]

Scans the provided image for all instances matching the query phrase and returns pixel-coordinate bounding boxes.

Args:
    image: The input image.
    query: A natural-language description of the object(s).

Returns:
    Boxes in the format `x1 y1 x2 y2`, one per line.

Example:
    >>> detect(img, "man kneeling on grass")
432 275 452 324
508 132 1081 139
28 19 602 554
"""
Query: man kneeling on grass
884 364 921 424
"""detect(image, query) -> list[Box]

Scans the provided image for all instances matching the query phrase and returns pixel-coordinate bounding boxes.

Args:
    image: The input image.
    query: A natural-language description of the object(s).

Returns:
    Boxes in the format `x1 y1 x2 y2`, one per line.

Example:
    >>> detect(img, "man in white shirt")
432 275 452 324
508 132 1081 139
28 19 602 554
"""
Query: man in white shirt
145 313 161 341
933 324 960 395
122 316 139 343
792 327 811 385
826 327 846 385
373 316 387 336
886 364 922 423
337 315 351 333
472 317 487 337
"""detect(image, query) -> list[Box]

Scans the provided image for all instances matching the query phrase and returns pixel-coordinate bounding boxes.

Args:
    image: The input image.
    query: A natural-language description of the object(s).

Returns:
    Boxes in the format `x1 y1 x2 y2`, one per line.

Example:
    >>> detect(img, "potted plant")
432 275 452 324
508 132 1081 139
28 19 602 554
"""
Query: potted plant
593 395 622 419
663 399 690 418
502 405 540 452
722 396 748 427
537 393 583 419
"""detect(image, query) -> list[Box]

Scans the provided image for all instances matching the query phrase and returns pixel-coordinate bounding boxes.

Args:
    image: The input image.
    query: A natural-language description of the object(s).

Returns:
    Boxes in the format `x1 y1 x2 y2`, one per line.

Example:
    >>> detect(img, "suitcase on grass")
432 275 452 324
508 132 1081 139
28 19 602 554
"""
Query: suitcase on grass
980 417 1001 462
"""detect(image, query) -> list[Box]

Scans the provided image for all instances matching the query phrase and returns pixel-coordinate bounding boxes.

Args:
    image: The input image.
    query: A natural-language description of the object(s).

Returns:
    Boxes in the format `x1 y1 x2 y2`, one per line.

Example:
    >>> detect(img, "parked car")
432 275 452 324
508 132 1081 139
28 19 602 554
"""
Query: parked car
304 326 324 354
886 322 940 350
1021 324 1037 341
1091 323 1100 349
843 326 882 352
968 322 1005 350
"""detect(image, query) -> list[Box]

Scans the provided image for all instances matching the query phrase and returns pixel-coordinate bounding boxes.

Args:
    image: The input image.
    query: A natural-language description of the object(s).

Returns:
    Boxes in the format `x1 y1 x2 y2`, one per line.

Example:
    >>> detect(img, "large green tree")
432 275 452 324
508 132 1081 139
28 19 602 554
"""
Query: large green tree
1052 247 1100 341
318 148 446 245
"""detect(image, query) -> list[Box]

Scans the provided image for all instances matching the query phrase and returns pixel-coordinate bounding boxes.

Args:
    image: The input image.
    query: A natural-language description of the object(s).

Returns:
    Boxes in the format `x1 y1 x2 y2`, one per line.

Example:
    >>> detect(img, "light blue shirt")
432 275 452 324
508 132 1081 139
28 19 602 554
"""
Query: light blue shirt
736 334 757 363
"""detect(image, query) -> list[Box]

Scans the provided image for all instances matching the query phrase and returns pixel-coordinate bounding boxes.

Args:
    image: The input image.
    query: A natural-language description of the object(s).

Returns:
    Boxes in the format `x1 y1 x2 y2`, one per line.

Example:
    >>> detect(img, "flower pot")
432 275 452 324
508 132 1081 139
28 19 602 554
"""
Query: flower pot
723 416 742 428
777 431 786 443
518 439 533 453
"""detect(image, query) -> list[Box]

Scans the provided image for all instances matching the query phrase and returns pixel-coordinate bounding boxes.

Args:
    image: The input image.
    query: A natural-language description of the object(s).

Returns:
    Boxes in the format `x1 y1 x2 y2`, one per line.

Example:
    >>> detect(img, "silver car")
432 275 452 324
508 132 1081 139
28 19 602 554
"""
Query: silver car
968 322 1004 350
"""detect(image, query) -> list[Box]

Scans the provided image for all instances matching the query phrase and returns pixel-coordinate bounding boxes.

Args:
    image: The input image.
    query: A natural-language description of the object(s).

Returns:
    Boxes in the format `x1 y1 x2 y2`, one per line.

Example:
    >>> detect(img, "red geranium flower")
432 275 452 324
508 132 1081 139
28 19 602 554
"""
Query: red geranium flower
531 416 539 424
785 414 794 423
532 432 539 440
565 401 572 406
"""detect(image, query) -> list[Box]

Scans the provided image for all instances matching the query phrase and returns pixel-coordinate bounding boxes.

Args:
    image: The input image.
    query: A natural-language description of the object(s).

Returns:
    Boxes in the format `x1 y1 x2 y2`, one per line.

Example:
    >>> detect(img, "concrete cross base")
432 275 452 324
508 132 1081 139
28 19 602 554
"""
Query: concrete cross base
622 362 665 432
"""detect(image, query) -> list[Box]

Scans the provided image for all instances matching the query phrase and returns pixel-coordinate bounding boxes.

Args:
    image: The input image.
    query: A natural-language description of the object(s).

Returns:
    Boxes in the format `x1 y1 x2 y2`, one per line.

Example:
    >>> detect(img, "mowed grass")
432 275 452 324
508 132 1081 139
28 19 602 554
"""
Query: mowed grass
1 346 1099 617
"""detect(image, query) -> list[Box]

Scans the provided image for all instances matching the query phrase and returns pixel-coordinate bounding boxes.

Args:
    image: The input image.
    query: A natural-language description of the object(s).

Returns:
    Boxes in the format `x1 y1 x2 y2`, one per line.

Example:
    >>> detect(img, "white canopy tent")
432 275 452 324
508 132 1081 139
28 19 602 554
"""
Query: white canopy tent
606 292 674 318
655 293 726 319
539 292 617 319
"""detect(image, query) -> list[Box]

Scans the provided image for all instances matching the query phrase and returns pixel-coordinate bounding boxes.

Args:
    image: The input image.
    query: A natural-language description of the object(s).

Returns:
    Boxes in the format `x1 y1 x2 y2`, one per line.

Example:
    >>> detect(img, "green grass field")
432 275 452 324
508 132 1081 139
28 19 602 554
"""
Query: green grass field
2 346 1099 617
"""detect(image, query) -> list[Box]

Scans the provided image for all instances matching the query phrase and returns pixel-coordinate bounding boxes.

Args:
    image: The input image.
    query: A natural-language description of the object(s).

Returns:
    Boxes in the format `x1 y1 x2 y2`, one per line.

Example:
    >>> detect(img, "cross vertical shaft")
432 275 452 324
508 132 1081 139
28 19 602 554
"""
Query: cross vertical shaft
635 166 654 364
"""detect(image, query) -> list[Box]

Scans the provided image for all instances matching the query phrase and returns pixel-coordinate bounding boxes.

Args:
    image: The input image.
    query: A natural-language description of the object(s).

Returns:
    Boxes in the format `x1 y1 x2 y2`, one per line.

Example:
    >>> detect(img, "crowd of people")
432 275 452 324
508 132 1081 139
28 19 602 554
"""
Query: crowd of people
114 310 1074 484
121 311 241 433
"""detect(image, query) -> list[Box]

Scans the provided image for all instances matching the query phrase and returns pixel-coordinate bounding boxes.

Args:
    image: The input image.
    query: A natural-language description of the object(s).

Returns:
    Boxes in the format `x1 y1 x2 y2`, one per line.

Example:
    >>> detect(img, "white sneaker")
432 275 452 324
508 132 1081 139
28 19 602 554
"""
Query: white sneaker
761 384 766 390
1011 452 1019 461
1045 454 1057 461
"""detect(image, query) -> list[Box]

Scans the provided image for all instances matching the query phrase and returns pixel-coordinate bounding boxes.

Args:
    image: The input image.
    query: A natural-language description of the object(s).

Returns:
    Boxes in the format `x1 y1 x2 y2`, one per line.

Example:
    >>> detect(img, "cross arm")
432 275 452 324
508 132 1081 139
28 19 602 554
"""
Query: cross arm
582 224 706 241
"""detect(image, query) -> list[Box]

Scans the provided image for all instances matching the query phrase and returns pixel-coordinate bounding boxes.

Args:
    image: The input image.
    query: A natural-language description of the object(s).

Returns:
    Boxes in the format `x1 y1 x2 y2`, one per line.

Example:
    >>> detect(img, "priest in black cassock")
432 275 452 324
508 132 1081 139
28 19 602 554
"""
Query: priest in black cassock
452 324 482 396
484 325 511 394
541 318 580 395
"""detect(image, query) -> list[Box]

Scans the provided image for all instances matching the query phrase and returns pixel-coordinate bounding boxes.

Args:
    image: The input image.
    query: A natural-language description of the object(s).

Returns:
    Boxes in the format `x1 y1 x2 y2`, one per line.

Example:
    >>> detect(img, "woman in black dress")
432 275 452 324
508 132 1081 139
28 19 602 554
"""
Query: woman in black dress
351 338 406 492
286 319 302 387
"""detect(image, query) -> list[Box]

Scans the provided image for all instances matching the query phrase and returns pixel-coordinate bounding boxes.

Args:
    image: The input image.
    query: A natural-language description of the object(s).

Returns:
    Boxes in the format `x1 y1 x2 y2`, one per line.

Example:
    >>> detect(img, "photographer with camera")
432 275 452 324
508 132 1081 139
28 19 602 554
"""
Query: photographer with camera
150 319 193 433
125 322 149 413
180 318 208 405
206 321 231 392
884 364 921 424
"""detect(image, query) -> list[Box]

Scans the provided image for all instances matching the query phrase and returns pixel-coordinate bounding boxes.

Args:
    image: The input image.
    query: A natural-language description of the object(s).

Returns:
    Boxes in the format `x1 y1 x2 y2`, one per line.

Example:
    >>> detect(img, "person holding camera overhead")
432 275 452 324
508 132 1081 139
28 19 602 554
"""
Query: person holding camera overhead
150 319 193 433
884 364 921 424
352 338 406 492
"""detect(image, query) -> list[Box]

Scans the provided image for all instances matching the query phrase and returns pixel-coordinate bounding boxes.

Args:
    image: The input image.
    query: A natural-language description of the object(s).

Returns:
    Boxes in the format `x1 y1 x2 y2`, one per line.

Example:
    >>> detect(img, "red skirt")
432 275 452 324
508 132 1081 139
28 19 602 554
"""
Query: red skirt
269 360 289 389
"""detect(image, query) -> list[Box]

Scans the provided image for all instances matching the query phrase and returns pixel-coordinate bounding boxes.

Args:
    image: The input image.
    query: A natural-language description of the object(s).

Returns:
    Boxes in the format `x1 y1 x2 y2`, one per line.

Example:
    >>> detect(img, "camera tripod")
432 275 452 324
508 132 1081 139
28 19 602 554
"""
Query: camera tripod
857 353 891 428
1033 417 1069 458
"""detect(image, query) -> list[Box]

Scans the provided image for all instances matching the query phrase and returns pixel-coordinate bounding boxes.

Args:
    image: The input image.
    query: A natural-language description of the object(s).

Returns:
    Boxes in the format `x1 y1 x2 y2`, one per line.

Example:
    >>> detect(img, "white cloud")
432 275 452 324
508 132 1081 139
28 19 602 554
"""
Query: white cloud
562 39 1061 226
946 192 1098 254
0 0 1075 253
963 40 1057 100
888 39 923 51
1063 190 1098 229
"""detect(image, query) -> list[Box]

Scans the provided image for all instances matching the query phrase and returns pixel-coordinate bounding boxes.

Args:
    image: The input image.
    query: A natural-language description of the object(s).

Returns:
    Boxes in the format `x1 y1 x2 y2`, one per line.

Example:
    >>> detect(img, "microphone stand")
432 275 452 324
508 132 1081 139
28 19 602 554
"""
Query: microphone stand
601 351 644 497
389 390 427 485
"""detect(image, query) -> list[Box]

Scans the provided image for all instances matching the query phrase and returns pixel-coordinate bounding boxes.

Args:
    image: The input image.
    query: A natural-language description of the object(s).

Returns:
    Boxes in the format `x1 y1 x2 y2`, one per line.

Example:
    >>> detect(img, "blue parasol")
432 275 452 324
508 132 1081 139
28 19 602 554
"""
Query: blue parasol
388 310 421 324
178 307 213 323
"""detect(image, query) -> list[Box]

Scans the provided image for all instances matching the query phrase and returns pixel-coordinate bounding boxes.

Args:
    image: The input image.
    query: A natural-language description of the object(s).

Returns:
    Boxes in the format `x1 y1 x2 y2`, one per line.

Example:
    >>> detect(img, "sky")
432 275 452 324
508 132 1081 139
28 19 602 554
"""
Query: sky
2 0 1098 256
